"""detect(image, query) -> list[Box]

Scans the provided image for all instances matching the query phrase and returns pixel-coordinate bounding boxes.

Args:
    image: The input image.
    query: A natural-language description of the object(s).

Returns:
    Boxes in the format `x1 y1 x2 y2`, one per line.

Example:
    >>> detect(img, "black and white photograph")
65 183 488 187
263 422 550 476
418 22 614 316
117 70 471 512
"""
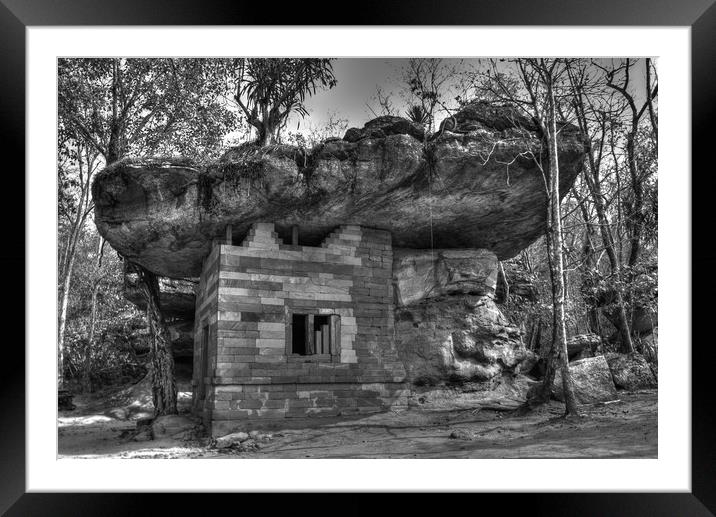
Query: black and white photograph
56 56 659 459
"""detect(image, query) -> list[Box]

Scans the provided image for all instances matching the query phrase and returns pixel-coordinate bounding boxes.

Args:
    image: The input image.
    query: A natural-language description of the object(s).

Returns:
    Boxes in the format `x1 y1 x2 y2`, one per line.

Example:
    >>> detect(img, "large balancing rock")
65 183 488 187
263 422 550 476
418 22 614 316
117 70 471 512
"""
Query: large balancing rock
92 101 586 279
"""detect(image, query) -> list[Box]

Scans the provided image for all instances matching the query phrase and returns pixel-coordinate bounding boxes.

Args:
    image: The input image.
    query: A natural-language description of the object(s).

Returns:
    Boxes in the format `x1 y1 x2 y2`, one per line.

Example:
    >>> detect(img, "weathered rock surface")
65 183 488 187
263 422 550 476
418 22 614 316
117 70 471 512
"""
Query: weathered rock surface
394 295 530 385
567 333 601 360
151 414 197 438
93 101 586 278
124 275 197 319
605 353 657 390
552 355 618 404
343 115 425 142
215 431 250 449
393 248 498 306
392 248 534 385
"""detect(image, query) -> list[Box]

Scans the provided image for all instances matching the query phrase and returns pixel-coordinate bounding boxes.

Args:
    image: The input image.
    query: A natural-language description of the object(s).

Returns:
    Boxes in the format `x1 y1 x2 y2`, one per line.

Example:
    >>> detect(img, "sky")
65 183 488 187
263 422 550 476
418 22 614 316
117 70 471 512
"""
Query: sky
286 58 465 133
282 58 653 135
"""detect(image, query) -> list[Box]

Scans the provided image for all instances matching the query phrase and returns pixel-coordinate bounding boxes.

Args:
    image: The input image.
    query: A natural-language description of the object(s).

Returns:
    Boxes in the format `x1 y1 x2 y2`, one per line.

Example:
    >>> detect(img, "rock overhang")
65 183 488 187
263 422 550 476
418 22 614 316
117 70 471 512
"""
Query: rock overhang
92 101 587 279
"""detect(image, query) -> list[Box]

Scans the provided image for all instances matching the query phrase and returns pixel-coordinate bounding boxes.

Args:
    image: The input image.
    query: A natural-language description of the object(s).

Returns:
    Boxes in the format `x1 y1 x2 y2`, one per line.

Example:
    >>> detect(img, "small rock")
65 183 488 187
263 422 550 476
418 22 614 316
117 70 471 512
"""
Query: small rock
132 427 153 442
105 408 129 420
449 429 474 440
151 414 195 438
215 431 250 449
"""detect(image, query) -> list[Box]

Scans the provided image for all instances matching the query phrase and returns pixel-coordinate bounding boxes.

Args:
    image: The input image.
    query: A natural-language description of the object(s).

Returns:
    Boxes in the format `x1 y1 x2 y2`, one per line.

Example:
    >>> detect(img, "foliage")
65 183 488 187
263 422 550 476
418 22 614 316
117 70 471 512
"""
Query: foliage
283 111 349 149
61 226 147 390
224 58 337 146
470 58 658 354
399 58 466 134
58 58 240 163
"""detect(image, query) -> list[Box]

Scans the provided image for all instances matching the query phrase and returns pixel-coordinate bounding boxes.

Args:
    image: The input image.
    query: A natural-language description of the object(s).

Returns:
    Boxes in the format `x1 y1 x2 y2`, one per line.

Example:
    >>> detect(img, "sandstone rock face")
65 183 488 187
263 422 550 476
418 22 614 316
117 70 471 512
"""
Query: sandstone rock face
392 248 534 385
92 101 586 279
343 115 425 142
395 295 529 384
605 353 657 390
552 355 618 404
124 276 197 319
393 248 498 306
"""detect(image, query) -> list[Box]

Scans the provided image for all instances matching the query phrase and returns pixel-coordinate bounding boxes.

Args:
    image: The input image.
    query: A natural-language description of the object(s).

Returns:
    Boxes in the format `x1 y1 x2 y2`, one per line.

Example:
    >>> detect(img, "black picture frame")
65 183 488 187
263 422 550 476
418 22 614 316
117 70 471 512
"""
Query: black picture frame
3 0 713 514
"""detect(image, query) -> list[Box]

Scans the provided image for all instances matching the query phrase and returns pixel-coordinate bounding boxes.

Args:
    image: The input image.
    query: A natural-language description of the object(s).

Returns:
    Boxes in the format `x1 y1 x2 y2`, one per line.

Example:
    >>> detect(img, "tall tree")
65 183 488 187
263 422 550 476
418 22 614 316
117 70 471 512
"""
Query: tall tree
59 58 238 413
595 59 658 268
475 58 580 416
57 136 100 389
230 58 337 146
565 62 635 353
563 59 658 352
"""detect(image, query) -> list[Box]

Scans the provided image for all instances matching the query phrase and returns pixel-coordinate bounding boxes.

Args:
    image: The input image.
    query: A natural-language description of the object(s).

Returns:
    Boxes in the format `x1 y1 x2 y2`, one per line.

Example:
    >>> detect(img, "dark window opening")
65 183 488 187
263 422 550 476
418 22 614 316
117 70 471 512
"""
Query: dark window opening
291 314 307 355
291 313 341 356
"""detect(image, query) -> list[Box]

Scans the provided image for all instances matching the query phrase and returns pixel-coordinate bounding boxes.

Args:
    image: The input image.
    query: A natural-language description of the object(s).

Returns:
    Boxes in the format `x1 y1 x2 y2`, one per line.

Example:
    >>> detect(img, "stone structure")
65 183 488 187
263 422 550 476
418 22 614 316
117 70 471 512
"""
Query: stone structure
193 222 408 435
91 101 588 407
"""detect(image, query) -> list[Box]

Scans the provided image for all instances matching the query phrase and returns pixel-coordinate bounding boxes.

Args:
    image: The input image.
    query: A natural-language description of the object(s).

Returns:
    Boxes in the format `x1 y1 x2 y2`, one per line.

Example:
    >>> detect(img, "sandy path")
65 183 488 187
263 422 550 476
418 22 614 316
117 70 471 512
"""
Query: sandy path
58 390 656 459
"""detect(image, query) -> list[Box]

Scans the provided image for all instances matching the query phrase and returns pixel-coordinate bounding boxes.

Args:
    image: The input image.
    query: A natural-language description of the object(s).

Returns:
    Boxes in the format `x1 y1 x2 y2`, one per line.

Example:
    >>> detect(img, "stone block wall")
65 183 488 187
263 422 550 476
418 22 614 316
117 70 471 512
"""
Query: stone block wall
193 222 408 435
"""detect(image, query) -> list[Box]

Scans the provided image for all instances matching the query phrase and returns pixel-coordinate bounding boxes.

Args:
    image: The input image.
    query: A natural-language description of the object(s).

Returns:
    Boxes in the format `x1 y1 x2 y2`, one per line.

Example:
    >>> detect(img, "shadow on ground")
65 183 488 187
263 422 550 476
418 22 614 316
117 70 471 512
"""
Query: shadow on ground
58 381 657 459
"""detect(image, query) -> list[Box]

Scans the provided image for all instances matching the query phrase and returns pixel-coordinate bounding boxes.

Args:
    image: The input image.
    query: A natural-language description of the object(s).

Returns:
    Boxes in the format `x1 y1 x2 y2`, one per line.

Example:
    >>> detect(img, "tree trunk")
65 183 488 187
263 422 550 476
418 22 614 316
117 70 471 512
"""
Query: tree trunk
588 190 635 353
573 107 635 353
544 76 579 417
57 252 75 391
82 281 101 393
82 237 107 393
131 263 177 415
625 133 644 268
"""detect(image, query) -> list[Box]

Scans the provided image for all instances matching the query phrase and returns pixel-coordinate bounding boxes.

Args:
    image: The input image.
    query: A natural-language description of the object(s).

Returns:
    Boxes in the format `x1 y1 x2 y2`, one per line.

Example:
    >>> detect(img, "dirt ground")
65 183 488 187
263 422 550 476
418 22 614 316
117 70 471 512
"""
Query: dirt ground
58 380 657 459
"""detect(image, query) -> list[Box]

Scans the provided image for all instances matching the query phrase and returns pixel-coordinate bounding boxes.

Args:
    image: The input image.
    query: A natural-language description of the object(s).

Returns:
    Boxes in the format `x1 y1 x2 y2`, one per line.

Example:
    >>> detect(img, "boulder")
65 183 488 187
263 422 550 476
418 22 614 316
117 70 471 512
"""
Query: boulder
151 414 196 438
640 328 658 365
215 431 250 449
394 295 530 385
552 355 618 404
605 353 657 390
438 100 539 134
392 248 534 385
393 248 498 306
567 334 601 360
92 101 586 279
343 115 425 142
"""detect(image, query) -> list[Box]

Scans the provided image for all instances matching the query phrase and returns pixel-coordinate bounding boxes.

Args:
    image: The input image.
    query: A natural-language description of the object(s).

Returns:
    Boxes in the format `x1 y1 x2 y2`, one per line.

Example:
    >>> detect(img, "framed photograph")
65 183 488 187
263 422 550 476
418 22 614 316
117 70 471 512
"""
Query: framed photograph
4 0 713 514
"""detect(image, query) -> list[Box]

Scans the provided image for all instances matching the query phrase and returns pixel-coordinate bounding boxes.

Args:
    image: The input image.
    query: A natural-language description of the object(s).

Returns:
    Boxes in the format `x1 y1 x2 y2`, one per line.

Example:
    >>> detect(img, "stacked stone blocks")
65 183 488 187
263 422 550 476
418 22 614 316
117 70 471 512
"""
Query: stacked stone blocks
192 222 408 435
